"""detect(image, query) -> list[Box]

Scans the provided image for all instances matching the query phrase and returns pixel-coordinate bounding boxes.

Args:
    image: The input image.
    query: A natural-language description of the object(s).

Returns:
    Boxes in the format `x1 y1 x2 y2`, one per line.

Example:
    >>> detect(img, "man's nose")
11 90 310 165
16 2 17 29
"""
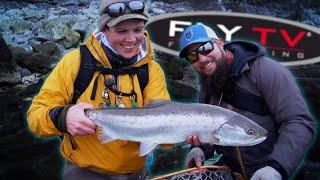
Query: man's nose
125 32 136 42
197 53 207 63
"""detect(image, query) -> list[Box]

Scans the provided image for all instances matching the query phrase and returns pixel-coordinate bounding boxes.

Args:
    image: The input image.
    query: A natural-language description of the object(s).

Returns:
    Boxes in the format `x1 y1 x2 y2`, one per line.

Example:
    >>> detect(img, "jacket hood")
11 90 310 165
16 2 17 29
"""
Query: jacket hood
224 41 266 77
84 31 153 68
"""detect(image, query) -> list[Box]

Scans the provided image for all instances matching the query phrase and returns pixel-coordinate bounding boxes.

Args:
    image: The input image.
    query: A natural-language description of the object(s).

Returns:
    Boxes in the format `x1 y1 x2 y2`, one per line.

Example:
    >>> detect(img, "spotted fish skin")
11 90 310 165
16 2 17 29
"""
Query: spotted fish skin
85 100 267 156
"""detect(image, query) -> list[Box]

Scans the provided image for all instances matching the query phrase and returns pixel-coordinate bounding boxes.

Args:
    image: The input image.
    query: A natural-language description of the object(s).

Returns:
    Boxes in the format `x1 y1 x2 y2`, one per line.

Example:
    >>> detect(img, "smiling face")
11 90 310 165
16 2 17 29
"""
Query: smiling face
186 40 226 76
103 19 145 58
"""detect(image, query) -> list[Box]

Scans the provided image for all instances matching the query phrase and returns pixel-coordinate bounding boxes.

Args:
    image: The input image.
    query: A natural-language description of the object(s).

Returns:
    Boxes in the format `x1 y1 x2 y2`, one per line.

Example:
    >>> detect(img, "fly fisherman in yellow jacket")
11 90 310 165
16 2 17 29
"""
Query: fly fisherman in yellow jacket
27 0 170 179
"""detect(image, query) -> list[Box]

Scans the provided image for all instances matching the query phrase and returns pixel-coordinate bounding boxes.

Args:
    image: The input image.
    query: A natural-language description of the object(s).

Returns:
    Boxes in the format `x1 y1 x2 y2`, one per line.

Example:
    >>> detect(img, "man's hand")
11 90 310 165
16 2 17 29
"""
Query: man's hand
186 135 202 146
250 166 282 180
185 147 205 168
66 103 96 136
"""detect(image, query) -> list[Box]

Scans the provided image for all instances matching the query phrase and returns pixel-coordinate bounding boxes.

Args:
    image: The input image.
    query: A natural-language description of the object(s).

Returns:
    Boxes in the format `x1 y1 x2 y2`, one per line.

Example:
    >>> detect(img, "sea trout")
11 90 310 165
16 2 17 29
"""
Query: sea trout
85 100 267 156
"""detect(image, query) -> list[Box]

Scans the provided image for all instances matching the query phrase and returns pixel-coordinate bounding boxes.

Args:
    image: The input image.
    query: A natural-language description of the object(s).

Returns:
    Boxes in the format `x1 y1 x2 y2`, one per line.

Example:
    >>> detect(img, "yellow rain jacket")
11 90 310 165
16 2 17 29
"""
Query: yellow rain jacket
27 31 170 174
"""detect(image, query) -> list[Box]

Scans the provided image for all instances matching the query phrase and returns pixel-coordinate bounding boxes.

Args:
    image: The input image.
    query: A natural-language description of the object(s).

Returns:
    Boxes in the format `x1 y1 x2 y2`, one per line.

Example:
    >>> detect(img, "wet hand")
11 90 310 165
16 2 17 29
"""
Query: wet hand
250 166 282 180
185 147 205 168
66 103 96 136
186 135 202 146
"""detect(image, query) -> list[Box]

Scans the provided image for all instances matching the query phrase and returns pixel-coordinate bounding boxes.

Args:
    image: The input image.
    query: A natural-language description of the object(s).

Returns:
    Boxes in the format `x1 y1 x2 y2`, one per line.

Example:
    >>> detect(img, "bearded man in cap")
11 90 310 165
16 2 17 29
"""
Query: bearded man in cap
27 0 170 179
180 23 315 180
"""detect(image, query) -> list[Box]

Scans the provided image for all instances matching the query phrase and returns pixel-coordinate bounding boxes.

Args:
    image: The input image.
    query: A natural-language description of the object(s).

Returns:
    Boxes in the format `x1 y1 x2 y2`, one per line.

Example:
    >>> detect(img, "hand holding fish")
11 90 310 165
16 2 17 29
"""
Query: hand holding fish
185 147 205 168
85 100 267 156
66 103 96 136
250 166 282 180
186 135 202 147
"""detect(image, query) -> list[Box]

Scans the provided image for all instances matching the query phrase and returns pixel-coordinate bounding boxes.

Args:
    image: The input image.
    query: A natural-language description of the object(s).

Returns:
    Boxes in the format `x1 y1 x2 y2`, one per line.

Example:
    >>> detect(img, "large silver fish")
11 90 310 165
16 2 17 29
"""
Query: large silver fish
85 100 267 156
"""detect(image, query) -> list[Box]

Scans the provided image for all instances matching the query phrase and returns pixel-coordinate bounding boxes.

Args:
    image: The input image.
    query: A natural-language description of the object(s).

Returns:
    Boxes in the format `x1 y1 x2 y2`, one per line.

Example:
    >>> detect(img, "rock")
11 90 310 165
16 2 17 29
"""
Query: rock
0 38 22 84
0 91 23 136
28 39 42 47
0 37 12 63
167 80 199 102
32 41 62 61
0 15 11 32
34 35 52 43
23 8 46 21
15 43 34 54
162 61 184 80
42 17 60 37
10 19 33 34
16 66 32 77
16 77 45 98
16 76 45 98
175 65 199 90
1 32 13 46
11 46 30 69
53 24 81 48
59 14 78 26
72 15 96 37
25 52 55 73
22 73 42 86
0 68 21 85
12 32 33 44
4 8 23 17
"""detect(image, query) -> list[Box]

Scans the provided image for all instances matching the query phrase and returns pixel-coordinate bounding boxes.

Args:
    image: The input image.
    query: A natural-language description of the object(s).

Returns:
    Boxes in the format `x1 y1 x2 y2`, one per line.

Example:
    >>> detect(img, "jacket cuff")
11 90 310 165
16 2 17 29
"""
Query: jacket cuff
266 160 288 179
49 105 73 132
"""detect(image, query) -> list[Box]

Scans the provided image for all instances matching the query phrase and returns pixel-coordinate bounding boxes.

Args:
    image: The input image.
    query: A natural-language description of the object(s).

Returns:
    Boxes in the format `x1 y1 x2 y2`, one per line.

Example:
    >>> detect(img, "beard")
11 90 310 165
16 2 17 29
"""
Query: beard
199 51 231 104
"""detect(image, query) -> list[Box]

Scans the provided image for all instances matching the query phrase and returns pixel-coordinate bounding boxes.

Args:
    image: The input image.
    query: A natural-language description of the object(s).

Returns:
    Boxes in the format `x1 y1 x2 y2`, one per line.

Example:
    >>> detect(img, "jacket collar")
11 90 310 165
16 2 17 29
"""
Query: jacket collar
225 41 266 77
84 30 153 68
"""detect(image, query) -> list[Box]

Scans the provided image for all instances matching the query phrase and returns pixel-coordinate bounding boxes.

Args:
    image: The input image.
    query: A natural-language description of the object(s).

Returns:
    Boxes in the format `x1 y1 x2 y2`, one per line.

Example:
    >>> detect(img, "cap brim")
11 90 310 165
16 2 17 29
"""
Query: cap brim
179 37 211 58
107 14 148 27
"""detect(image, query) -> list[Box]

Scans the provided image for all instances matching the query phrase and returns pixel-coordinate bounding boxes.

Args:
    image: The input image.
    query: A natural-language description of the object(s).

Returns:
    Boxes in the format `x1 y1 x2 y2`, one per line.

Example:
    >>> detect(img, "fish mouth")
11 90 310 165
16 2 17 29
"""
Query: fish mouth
220 136 267 147
235 136 267 146
216 120 268 146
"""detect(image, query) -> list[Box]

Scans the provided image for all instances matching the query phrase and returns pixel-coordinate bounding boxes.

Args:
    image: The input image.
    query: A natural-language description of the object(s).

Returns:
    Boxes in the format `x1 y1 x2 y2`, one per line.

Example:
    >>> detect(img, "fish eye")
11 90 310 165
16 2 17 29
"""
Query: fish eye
246 129 256 135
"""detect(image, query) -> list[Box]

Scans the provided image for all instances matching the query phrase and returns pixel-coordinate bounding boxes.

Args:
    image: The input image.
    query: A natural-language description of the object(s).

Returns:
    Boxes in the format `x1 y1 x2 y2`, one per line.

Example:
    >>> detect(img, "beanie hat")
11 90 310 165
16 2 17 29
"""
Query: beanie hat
179 23 219 58
98 0 149 31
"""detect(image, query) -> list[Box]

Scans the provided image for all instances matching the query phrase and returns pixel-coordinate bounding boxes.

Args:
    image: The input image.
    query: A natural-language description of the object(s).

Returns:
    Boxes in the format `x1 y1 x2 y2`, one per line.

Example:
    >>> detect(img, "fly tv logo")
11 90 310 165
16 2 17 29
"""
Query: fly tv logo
145 12 320 66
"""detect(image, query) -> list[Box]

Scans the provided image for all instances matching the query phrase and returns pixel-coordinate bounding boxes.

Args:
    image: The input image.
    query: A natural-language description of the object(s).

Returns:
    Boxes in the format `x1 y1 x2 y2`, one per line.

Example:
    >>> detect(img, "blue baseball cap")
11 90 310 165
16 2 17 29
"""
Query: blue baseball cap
179 23 219 58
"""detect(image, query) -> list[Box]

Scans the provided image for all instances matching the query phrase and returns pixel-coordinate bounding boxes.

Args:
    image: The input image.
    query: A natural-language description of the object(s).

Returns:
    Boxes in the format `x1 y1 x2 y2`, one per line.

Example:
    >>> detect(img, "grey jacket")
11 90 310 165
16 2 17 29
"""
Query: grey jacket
199 41 315 178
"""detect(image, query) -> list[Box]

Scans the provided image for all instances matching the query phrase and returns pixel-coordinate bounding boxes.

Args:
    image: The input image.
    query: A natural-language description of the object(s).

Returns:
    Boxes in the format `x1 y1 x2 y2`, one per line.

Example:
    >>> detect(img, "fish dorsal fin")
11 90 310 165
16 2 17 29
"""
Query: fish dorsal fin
145 100 170 108
139 142 158 156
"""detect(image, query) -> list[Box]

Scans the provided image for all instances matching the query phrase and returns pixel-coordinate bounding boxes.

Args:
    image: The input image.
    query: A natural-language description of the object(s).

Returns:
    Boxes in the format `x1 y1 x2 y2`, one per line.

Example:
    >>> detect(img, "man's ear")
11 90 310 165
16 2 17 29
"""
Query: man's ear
215 39 224 47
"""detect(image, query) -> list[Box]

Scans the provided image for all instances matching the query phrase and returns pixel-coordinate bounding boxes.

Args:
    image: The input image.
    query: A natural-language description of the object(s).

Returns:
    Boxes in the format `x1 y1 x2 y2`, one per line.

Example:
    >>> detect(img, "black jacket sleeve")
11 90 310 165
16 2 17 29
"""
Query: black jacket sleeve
255 57 315 176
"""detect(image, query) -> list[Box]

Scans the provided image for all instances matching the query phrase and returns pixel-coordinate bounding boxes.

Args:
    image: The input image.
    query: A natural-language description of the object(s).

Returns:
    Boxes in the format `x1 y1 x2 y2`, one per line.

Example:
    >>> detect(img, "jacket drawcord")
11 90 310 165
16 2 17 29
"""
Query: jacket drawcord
66 133 78 150
129 75 138 108
236 147 248 180
218 92 247 179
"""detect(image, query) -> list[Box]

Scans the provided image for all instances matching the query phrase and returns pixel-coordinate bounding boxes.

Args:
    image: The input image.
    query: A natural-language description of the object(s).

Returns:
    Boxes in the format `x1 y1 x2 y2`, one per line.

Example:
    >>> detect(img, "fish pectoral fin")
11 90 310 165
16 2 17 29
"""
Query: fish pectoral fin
139 142 158 156
96 127 117 143
203 131 220 145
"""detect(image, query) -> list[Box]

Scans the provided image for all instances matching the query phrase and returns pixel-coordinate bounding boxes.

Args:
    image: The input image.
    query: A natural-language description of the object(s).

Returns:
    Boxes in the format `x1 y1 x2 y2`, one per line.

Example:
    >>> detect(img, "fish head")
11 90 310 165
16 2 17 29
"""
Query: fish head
215 115 267 146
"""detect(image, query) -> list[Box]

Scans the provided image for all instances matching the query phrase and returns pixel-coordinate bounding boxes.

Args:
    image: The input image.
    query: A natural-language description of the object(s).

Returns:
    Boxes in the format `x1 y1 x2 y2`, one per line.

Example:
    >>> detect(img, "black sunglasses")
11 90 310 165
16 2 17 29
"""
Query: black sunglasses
186 40 215 63
104 1 145 17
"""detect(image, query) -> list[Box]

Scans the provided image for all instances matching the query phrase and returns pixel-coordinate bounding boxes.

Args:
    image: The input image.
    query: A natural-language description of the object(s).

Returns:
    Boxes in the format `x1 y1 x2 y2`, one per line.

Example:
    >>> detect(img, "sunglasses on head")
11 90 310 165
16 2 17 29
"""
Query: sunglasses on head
104 0 145 17
186 40 215 63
